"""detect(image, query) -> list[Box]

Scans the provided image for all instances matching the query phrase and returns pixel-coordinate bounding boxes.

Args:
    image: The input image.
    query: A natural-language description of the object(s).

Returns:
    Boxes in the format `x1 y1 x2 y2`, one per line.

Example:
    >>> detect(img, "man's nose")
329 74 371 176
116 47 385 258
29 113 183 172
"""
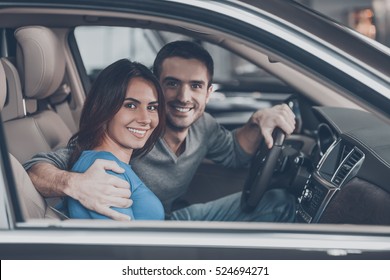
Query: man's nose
176 84 191 103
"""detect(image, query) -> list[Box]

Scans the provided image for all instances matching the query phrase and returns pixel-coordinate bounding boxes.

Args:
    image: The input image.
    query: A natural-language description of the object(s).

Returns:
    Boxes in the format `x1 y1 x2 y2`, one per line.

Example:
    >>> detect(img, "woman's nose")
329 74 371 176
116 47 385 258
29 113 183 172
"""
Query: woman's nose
136 108 151 124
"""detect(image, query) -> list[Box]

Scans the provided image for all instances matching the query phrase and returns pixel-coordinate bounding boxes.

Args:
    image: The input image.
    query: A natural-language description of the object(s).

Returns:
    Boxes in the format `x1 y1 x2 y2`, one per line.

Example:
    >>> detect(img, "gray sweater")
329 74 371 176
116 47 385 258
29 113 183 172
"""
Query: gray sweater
24 113 252 213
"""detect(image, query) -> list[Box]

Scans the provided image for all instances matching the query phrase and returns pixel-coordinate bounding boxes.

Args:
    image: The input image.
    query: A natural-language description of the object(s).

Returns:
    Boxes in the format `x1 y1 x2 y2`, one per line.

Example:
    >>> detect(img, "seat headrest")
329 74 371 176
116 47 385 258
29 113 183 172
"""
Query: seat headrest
14 26 66 100
0 60 6 110
0 58 25 121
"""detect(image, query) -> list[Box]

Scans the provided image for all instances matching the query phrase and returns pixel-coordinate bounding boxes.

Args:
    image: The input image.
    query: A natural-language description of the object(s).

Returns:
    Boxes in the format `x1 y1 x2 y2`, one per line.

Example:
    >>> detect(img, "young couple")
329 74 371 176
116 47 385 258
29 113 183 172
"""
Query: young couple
24 40 297 222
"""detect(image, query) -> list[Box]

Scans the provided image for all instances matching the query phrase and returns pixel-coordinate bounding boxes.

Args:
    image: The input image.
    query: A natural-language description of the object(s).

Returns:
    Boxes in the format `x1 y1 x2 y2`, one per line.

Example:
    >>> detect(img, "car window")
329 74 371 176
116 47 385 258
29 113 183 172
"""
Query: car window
74 27 158 81
74 26 281 85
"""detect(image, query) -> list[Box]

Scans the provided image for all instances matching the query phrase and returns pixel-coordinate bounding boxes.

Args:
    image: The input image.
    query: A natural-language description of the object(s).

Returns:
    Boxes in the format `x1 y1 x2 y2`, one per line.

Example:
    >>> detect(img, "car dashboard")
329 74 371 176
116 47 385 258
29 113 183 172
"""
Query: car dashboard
296 107 390 225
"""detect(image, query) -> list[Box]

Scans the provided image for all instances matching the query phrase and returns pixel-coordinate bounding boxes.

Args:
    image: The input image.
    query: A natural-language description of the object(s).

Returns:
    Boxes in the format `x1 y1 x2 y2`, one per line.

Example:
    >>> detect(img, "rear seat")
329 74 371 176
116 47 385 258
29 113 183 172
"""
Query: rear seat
0 57 60 220
2 26 73 164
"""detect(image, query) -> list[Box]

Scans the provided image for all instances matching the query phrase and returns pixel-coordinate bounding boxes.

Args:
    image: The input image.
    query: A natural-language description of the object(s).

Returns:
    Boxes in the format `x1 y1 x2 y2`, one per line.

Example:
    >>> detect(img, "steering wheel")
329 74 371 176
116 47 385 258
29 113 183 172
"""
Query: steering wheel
241 127 286 212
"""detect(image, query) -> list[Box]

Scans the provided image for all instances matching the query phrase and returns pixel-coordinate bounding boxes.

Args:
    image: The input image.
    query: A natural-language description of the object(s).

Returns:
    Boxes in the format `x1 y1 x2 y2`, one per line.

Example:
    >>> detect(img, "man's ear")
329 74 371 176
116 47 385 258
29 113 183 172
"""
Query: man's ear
205 84 213 103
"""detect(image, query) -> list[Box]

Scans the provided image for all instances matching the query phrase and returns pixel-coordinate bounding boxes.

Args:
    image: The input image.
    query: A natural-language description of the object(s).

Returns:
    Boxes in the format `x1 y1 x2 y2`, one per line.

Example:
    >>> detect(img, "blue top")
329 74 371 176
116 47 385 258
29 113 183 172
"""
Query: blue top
67 151 164 220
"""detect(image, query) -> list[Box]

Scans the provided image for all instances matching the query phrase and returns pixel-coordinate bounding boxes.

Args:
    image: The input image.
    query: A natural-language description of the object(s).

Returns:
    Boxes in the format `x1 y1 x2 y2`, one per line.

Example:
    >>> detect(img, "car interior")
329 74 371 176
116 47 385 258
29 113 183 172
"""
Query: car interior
0 6 390 227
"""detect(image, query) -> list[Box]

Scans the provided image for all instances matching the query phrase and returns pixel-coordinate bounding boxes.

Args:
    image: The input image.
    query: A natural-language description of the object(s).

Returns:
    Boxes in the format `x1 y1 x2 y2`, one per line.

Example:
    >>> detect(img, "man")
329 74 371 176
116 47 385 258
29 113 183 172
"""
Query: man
24 41 296 222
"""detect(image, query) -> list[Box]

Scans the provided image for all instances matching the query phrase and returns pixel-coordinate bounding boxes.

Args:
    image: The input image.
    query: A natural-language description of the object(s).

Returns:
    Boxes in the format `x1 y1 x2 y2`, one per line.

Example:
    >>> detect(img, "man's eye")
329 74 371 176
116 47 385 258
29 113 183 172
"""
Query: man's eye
125 103 136 109
192 83 202 89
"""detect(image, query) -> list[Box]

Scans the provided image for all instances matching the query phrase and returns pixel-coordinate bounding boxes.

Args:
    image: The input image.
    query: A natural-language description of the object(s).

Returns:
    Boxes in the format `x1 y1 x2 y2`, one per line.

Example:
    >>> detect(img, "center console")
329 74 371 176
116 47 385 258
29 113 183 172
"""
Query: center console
296 139 364 223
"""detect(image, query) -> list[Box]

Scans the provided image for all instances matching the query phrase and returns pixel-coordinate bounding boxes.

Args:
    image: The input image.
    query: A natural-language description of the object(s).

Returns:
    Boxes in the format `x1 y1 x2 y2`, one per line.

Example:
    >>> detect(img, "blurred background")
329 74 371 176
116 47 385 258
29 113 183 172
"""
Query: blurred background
296 0 389 46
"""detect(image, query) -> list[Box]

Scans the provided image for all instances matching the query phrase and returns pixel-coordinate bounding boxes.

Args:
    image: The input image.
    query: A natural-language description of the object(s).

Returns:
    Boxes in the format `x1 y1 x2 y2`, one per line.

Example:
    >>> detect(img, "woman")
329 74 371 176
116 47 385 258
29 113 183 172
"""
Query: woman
67 59 165 220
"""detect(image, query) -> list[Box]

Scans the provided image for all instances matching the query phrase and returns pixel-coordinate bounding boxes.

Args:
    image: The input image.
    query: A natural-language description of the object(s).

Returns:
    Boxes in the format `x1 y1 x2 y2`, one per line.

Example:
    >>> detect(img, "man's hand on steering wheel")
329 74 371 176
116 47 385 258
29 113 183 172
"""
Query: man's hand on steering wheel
240 103 296 212
250 103 295 149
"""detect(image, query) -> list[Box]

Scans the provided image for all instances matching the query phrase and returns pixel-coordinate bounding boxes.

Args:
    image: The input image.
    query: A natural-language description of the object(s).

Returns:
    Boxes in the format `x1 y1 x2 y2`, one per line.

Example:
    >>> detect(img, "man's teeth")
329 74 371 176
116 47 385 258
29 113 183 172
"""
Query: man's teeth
128 128 146 135
175 107 192 112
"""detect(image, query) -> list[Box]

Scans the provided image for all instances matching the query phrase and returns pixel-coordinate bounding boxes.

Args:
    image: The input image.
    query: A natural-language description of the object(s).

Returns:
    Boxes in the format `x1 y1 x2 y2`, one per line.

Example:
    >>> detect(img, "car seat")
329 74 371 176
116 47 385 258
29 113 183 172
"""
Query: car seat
0 59 60 220
1 26 73 164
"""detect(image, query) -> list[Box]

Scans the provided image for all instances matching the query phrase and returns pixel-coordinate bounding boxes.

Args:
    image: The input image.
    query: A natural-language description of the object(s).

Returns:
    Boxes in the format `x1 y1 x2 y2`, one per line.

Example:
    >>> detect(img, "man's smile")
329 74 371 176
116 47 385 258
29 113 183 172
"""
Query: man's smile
169 103 195 114
173 106 193 113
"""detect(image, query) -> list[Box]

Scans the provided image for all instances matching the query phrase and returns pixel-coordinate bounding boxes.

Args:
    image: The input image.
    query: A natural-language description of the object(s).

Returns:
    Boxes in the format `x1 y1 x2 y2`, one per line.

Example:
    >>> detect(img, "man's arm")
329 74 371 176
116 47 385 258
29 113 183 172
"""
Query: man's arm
236 104 296 154
27 154 133 221
28 162 74 197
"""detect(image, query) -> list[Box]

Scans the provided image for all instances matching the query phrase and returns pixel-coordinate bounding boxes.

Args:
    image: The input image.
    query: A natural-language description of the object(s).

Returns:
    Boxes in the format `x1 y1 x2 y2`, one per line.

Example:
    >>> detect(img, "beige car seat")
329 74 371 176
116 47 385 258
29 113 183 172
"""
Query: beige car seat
1 26 73 164
0 59 60 220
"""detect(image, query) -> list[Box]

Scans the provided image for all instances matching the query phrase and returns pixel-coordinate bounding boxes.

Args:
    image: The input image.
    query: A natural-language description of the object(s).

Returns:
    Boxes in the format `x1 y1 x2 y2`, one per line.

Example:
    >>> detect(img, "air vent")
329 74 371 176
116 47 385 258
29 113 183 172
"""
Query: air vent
332 147 364 187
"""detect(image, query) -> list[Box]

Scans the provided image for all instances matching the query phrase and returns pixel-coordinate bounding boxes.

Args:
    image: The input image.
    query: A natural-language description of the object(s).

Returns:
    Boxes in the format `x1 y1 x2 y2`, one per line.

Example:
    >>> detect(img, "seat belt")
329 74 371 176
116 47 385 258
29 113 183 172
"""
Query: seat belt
49 83 78 134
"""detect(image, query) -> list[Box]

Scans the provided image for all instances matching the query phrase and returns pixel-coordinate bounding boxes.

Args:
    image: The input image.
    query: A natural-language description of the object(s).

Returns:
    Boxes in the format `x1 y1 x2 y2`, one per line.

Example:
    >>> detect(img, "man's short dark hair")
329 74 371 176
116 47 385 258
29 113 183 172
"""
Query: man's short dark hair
153 40 214 87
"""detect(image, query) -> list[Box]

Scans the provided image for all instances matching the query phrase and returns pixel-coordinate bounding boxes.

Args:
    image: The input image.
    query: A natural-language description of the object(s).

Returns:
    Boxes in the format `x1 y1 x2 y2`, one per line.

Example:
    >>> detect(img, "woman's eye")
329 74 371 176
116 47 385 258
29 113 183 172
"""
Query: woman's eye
166 81 178 87
148 105 158 111
125 103 136 109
